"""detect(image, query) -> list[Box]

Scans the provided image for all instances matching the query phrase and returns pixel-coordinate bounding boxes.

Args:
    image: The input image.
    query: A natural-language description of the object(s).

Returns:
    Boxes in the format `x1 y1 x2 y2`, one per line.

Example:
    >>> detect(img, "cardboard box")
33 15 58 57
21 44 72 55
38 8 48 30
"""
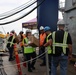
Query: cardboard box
29 36 39 47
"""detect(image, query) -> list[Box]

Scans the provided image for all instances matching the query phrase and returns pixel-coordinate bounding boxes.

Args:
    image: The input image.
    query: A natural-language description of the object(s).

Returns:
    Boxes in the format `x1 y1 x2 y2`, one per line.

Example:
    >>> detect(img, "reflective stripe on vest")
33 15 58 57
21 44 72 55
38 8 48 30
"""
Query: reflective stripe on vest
7 36 15 47
52 31 68 54
24 38 34 53
10 36 15 47
46 33 52 54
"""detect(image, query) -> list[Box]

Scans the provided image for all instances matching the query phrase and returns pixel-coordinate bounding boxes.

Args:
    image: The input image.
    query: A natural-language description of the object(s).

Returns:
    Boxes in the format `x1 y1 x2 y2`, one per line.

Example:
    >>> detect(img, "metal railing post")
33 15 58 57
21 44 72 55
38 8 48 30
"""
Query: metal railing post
45 47 49 75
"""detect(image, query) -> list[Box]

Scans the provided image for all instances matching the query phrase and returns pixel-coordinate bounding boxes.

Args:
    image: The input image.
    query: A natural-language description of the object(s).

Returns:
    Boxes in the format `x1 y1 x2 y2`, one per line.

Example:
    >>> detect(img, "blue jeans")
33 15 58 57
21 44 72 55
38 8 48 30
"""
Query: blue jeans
51 55 68 75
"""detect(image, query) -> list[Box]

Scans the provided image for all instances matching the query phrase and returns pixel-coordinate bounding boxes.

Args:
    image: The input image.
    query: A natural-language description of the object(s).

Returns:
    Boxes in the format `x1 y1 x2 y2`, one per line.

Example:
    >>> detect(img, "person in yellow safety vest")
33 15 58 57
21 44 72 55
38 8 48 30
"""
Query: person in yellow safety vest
23 29 36 72
7 30 16 61
39 26 46 66
43 26 52 74
50 19 72 75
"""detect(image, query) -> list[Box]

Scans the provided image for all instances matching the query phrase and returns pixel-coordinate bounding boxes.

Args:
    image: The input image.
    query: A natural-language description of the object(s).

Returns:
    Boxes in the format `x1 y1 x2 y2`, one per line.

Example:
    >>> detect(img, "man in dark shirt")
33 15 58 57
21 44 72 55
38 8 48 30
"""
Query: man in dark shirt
51 30 72 56
43 26 52 74
51 19 72 75
7 30 16 61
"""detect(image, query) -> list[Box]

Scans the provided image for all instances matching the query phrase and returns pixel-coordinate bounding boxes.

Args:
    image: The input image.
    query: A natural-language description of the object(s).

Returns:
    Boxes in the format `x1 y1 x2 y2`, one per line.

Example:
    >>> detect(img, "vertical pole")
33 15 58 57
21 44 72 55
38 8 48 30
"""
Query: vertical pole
45 47 49 75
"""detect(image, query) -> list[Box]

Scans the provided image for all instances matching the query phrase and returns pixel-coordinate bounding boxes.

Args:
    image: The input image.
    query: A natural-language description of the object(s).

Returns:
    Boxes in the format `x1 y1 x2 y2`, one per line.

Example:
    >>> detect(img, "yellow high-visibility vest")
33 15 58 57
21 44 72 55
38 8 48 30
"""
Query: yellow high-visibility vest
46 33 52 54
7 36 15 47
52 31 68 54
23 38 34 54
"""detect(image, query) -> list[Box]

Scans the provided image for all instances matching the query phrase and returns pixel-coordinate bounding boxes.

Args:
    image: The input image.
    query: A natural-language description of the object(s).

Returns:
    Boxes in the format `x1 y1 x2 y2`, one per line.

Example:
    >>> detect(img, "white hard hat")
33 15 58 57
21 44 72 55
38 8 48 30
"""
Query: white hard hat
26 29 31 33
57 19 65 25
39 26 44 30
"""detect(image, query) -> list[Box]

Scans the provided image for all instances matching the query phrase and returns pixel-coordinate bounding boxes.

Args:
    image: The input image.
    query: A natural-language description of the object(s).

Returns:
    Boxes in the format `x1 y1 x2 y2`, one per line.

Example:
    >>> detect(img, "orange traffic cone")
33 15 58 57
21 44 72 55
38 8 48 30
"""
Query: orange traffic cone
14 44 22 75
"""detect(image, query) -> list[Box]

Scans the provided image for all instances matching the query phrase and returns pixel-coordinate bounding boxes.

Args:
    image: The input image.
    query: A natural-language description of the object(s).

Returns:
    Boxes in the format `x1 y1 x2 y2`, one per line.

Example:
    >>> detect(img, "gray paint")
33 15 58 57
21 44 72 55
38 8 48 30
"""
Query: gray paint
64 0 76 55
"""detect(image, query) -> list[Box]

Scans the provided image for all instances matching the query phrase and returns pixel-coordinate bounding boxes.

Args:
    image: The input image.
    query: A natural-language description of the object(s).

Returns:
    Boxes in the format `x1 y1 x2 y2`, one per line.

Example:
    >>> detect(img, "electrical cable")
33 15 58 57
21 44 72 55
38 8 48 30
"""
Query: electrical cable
0 0 45 25
0 0 36 16
0 0 37 20
0 0 32 17
0 5 36 24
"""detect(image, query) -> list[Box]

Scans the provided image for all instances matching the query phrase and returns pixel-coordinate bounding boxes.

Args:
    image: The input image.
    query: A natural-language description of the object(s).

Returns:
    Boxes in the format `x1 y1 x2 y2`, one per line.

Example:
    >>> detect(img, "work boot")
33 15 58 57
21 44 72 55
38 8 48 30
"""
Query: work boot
28 68 32 72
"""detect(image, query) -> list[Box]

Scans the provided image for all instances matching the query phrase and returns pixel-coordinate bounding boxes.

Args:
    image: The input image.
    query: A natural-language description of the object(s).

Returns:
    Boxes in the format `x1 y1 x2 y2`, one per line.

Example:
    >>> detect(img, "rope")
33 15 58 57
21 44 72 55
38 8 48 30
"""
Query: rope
0 48 47 69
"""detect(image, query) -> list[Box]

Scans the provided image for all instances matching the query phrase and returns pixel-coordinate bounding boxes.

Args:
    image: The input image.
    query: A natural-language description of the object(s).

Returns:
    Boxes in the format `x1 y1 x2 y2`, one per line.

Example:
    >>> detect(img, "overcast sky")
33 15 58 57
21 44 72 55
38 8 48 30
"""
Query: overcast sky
0 0 65 34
